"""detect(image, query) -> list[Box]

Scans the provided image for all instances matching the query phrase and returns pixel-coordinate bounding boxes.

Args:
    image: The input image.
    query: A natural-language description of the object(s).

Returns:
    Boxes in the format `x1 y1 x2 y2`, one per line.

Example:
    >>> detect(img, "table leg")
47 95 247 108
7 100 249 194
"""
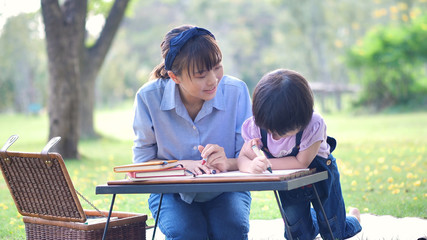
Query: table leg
313 185 334 240
274 190 293 240
102 193 116 240
152 193 164 240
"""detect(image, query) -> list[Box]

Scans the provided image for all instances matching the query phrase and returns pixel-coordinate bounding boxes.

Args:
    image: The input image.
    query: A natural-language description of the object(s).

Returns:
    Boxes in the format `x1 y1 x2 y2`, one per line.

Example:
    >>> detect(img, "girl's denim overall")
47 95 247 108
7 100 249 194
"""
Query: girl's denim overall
260 129 362 240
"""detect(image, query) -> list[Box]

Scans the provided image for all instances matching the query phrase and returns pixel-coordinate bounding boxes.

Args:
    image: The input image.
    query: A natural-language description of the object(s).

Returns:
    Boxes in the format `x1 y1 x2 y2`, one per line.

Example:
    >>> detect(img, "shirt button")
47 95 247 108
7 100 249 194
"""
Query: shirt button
326 160 332 165
193 125 196 130
193 146 197 150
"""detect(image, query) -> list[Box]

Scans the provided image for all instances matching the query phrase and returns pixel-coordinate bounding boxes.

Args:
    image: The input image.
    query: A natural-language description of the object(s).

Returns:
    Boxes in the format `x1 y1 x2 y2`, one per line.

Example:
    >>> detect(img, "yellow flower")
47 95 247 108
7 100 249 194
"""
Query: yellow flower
391 166 401 172
413 180 421 187
377 157 385 164
0 203 9 210
364 166 371 172
391 189 400 194
351 180 357 186
334 40 343 48
402 14 409 22
387 177 394 183
407 173 414 179
390 6 398 14
397 2 408 10
261 205 269 211
343 169 353 176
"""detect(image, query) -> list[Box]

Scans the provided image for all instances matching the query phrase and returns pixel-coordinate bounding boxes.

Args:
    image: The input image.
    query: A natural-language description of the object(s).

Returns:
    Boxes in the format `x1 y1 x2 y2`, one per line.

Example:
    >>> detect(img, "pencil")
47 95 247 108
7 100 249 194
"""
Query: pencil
251 144 273 173
185 169 196 177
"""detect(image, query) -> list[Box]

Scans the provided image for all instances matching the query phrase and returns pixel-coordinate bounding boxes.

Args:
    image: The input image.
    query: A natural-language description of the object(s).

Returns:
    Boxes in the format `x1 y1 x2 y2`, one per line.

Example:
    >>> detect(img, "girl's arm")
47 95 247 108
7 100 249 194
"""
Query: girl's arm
269 140 322 169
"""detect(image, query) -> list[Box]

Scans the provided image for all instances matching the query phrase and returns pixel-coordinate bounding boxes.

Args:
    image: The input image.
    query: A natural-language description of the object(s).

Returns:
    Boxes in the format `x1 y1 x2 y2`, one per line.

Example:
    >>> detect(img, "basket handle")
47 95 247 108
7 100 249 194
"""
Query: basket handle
41 136 61 167
1 135 19 153
0 135 19 162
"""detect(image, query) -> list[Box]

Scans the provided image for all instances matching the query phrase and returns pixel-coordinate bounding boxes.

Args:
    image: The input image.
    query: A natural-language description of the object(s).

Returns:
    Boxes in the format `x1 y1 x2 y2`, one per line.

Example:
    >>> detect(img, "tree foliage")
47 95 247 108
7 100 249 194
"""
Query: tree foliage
0 13 46 113
1 0 427 131
347 13 427 110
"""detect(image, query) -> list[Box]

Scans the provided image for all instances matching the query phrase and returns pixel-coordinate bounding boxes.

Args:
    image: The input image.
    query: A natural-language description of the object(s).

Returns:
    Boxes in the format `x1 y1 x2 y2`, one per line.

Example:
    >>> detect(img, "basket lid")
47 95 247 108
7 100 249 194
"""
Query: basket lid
0 135 86 222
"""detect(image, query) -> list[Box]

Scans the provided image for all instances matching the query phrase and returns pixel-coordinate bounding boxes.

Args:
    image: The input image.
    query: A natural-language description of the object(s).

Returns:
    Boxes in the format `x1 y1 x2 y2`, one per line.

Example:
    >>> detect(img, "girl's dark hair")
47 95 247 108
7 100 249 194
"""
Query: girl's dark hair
252 69 314 135
150 25 222 80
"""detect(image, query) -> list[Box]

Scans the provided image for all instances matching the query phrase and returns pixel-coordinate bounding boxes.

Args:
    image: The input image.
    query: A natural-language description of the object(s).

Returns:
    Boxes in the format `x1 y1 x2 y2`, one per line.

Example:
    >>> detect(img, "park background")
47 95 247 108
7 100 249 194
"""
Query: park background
0 0 426 239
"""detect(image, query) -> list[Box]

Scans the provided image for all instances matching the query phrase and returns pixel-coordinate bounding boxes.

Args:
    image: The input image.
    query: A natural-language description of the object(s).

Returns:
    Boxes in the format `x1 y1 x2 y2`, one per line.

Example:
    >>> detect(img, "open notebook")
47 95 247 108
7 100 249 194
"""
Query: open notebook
126 169 310 181
196 169 309 178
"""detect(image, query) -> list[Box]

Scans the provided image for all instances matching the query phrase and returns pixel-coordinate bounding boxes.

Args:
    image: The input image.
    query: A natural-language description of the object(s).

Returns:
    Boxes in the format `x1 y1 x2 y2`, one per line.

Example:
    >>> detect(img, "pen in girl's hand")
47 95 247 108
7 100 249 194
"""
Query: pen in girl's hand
251 144 273 173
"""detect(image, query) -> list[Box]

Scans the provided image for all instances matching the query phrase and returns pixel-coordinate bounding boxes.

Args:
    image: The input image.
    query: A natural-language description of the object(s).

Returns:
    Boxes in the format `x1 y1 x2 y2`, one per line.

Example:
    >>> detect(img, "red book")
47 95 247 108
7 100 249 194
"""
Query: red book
114 160 179 173
126 166 188 178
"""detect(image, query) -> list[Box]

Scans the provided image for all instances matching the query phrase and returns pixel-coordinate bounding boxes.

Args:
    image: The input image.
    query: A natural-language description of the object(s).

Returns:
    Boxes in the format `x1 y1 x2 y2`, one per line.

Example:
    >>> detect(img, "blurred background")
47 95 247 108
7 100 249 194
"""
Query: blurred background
1 1 426 238
1 0 426 116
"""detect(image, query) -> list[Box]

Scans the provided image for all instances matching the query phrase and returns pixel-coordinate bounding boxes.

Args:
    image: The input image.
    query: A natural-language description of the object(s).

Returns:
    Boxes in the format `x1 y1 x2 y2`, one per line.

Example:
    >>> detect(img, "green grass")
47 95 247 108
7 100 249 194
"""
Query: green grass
1 106 426 239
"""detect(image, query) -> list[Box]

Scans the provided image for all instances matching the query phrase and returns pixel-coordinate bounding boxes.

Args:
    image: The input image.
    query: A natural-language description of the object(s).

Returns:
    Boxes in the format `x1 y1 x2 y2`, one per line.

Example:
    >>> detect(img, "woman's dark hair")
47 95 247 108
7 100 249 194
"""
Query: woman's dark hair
252 69 314 135
150 25 222 80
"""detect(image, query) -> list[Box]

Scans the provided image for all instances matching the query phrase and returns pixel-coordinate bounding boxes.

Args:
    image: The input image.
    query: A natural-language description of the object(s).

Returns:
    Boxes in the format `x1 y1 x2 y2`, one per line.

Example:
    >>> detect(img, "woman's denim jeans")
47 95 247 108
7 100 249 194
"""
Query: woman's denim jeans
148 191 251 240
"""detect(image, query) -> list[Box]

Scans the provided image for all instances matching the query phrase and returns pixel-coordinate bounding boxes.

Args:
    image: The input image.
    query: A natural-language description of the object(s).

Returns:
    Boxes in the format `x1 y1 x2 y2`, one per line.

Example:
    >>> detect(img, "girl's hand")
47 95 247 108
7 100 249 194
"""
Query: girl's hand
240 140 256 160
238 139 270 173
198 144 227 172
249 155 271 174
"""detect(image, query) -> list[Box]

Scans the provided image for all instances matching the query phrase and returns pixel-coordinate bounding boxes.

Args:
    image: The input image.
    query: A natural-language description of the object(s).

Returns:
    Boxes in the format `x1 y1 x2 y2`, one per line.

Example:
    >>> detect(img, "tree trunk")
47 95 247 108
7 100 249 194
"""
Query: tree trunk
41 0 87 158
41 0 130 158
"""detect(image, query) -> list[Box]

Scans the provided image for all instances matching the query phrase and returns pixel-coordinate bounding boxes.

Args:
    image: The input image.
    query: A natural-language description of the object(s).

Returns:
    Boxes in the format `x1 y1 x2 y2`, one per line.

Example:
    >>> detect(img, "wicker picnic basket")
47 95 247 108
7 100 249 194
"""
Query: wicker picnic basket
0 135 147 240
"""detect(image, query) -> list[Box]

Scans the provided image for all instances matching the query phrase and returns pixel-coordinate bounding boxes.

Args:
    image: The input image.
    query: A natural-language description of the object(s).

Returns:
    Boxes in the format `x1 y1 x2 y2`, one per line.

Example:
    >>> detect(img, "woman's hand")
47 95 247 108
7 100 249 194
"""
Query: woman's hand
198 144 228 172
179 159 217 176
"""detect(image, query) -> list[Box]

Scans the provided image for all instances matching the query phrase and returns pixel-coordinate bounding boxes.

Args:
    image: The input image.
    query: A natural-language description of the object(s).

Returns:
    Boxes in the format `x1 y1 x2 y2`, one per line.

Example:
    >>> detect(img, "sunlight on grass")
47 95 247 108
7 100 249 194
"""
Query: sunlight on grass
1 109 427 238
330 113 427 217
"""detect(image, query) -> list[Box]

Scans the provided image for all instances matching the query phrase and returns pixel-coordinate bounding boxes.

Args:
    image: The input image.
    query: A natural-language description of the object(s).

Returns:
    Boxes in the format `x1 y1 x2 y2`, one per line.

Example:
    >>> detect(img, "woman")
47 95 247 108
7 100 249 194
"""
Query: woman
132 25 252 239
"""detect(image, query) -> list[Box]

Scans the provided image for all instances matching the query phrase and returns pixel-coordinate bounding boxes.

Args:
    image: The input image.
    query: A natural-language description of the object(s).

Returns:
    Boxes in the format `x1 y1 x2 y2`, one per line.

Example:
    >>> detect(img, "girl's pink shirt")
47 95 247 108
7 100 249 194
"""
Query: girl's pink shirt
241 112 330 159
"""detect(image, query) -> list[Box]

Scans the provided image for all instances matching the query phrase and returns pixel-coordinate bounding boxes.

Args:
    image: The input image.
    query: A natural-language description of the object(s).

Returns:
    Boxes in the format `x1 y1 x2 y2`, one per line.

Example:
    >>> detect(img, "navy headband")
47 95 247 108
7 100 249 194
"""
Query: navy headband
164 27 216 71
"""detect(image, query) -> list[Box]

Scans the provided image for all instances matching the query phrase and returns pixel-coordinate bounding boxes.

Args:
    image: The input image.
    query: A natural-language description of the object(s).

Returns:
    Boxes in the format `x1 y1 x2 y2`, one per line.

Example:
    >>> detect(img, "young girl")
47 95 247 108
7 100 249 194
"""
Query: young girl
238 69 362 239
132 25 252 239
